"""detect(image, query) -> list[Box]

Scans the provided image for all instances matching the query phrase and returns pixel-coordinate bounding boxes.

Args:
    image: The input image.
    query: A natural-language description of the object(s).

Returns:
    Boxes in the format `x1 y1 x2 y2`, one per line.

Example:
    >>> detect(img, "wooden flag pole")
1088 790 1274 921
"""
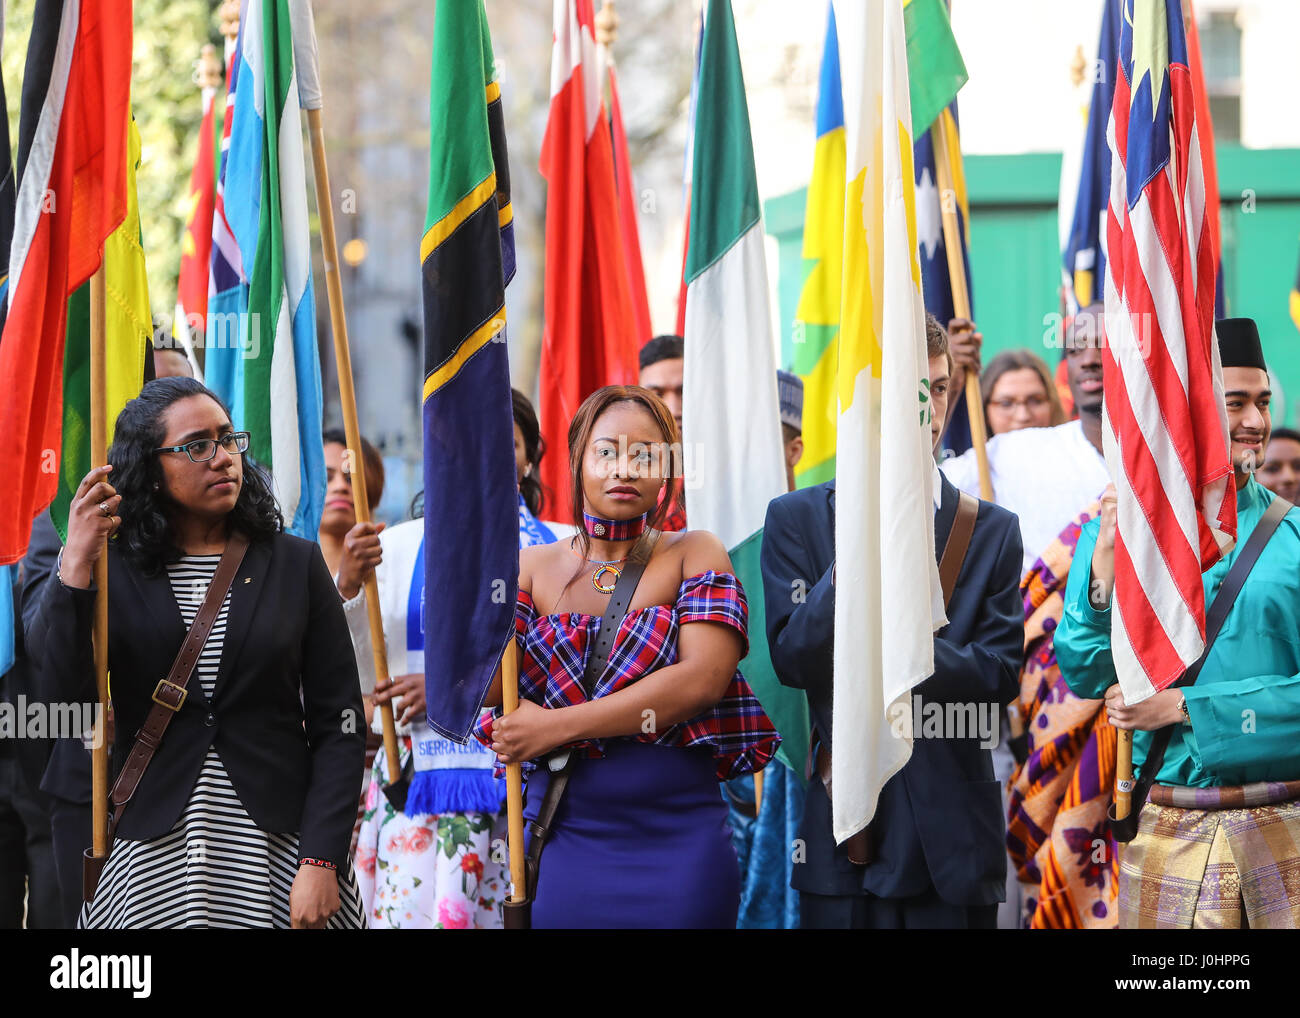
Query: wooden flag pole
499 640 527 907
1115 730 1133 821
305 108 400 784
930 121 993 502
89 263 111 858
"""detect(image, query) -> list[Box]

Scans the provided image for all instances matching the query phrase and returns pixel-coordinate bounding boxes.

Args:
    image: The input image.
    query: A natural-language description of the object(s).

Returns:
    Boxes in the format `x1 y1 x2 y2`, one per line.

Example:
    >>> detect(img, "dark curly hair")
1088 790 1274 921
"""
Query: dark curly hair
108 377 283 574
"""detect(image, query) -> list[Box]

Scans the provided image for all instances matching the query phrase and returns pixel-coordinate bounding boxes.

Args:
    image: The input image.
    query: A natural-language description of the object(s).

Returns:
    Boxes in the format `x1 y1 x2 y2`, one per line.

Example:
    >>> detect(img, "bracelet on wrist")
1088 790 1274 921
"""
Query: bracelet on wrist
299 856 337 871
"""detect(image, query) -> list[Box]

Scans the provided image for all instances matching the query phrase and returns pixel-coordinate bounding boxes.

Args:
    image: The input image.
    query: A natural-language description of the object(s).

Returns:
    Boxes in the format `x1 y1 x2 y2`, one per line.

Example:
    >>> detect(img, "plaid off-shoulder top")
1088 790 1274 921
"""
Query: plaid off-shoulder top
475 570 780 780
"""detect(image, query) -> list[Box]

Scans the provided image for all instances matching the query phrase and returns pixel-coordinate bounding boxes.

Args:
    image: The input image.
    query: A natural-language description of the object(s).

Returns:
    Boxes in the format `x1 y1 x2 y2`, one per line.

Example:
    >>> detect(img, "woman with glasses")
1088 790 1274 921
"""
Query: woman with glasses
979 350 1065 436
27 377 365 928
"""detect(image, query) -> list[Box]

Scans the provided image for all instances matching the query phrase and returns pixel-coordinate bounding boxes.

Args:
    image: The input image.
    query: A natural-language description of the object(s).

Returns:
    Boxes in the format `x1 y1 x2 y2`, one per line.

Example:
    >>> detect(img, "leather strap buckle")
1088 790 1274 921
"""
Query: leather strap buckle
152 679 188 712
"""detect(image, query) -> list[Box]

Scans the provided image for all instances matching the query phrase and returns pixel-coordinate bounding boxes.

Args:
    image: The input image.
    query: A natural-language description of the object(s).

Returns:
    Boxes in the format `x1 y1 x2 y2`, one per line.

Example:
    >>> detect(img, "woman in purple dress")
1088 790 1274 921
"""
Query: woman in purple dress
481 386 779 928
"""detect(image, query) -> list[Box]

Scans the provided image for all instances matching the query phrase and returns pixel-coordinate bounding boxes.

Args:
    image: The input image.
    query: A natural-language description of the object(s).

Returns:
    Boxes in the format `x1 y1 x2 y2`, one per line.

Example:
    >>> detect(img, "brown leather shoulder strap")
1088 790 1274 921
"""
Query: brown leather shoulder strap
578 528 660 698
939 492 979 610
520 529 662 905
107 531 250 824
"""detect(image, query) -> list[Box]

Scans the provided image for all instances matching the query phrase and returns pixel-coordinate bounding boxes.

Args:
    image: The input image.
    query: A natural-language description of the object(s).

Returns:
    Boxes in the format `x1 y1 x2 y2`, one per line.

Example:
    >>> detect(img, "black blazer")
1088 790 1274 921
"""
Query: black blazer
762 476 1023 906
27 531 364 867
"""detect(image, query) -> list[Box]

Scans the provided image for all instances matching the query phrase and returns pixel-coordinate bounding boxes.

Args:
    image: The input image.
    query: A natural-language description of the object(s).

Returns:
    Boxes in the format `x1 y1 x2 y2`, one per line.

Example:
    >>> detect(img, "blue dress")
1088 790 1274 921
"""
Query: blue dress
485 571 780 928
525 741 740 928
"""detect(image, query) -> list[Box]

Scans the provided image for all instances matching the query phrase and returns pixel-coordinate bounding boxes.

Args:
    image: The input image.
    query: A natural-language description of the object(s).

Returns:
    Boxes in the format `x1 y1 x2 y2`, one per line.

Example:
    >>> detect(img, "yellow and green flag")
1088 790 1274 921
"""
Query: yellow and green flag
830 0 946 846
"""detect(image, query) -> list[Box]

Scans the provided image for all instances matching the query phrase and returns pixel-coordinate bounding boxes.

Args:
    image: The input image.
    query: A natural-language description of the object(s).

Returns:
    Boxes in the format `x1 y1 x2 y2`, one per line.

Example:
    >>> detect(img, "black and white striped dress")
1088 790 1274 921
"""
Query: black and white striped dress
81 554 365 929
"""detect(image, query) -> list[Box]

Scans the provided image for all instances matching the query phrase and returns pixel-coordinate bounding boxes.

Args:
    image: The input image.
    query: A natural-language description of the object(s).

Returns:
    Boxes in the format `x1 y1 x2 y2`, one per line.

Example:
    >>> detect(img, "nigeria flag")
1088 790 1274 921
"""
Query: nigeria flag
682 0 802 775
682 0 786 554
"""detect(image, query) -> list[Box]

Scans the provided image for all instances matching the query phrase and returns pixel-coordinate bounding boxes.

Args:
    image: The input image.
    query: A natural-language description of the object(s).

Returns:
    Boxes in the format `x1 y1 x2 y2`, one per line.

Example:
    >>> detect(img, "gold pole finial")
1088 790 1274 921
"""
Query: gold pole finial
1069 44 1087 89
595 0 619 48
219 0 241 41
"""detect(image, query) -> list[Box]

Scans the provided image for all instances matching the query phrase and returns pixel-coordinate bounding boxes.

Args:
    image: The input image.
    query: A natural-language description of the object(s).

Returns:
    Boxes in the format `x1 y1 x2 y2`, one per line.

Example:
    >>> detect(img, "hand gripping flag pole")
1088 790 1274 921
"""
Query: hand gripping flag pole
292 0 401 783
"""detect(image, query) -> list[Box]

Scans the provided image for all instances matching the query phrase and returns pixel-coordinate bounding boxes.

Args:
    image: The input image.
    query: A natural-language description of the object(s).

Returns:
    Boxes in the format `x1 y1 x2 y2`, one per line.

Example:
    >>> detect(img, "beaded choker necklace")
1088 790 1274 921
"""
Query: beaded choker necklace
582 511 648 542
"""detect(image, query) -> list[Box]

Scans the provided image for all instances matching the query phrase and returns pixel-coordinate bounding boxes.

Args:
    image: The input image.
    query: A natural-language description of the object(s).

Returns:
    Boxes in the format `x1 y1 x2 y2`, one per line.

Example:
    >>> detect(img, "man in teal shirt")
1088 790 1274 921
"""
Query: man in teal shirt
1057 317 1300 929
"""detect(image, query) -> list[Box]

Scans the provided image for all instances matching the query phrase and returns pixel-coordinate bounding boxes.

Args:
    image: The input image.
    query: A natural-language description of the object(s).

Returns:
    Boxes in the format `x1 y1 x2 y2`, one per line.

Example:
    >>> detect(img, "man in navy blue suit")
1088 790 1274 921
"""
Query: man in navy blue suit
762 315 1023 929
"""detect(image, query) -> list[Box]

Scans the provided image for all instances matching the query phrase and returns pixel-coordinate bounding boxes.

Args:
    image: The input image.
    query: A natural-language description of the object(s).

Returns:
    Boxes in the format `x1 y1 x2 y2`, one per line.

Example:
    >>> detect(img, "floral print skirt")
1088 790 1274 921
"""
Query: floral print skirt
354 738 508 928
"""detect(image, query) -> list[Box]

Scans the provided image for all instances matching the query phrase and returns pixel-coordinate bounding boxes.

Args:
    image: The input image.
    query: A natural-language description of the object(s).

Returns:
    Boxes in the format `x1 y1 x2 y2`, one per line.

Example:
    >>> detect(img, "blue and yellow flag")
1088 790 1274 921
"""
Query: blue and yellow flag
791 6 845 489
796 1 970 481
421 0 517 742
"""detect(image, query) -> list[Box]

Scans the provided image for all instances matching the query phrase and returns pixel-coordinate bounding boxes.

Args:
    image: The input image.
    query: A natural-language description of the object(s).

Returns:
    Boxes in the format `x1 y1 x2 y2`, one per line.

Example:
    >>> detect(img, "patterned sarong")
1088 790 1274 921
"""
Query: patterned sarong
1120 786 1300 929
1006 501 1121 928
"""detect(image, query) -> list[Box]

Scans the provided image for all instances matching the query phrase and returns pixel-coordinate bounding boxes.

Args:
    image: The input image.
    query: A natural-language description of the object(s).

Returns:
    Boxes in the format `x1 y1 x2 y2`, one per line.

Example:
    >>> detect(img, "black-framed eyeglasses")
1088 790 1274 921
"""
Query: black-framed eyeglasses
153 432 250 463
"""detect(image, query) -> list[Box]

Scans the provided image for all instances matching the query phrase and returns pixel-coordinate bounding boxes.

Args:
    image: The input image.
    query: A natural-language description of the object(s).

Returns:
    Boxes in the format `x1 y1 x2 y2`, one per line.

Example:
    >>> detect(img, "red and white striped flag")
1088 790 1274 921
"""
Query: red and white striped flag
1102 0 1235 704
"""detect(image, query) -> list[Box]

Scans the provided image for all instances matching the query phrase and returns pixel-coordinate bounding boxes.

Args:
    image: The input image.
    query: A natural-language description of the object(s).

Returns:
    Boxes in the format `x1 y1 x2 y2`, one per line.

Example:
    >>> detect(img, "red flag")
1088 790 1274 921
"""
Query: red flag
538 0 640 521
607 64 651 349
175 77 221 338
0 0 133 564
1103 0 1235 700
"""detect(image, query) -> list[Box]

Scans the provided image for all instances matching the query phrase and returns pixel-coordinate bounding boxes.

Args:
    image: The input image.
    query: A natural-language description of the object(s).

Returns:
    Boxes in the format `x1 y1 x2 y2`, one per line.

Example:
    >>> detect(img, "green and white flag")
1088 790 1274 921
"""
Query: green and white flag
682 0 786 555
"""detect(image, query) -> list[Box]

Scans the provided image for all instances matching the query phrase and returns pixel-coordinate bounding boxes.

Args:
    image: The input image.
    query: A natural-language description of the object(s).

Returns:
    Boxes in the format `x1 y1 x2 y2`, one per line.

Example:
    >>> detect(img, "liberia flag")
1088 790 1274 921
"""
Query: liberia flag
537 0 640 521
0 0 132 565
1103 0 1235 704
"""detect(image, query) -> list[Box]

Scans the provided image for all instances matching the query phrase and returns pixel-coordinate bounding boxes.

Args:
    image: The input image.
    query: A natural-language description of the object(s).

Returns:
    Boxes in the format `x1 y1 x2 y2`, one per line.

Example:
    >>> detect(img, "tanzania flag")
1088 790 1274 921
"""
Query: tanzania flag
51 118 152 542
420 0 517 743
0 0 132 565
218 0 325 538
791 7 844 490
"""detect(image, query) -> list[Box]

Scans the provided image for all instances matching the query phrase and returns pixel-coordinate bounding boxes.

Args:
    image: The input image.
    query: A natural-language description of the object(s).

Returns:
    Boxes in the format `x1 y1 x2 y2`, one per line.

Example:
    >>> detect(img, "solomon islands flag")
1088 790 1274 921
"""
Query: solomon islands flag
421 0 518 743
914 102 975 455
1062 0 1120 316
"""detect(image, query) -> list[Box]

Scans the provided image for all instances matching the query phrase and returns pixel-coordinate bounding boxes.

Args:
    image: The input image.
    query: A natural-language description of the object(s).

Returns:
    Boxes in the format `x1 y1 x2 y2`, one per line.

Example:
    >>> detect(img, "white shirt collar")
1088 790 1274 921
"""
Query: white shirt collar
932 460 943 510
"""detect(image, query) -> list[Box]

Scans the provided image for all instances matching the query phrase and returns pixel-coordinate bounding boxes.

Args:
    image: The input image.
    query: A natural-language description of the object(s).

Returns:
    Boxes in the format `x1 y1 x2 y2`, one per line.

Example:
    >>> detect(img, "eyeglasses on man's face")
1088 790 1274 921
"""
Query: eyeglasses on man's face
153 431 250 463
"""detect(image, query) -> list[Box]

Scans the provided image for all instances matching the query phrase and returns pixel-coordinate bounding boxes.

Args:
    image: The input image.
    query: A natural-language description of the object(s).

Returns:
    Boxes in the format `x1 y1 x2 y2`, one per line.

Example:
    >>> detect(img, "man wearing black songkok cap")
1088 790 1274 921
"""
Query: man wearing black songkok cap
1058 316 1300 929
